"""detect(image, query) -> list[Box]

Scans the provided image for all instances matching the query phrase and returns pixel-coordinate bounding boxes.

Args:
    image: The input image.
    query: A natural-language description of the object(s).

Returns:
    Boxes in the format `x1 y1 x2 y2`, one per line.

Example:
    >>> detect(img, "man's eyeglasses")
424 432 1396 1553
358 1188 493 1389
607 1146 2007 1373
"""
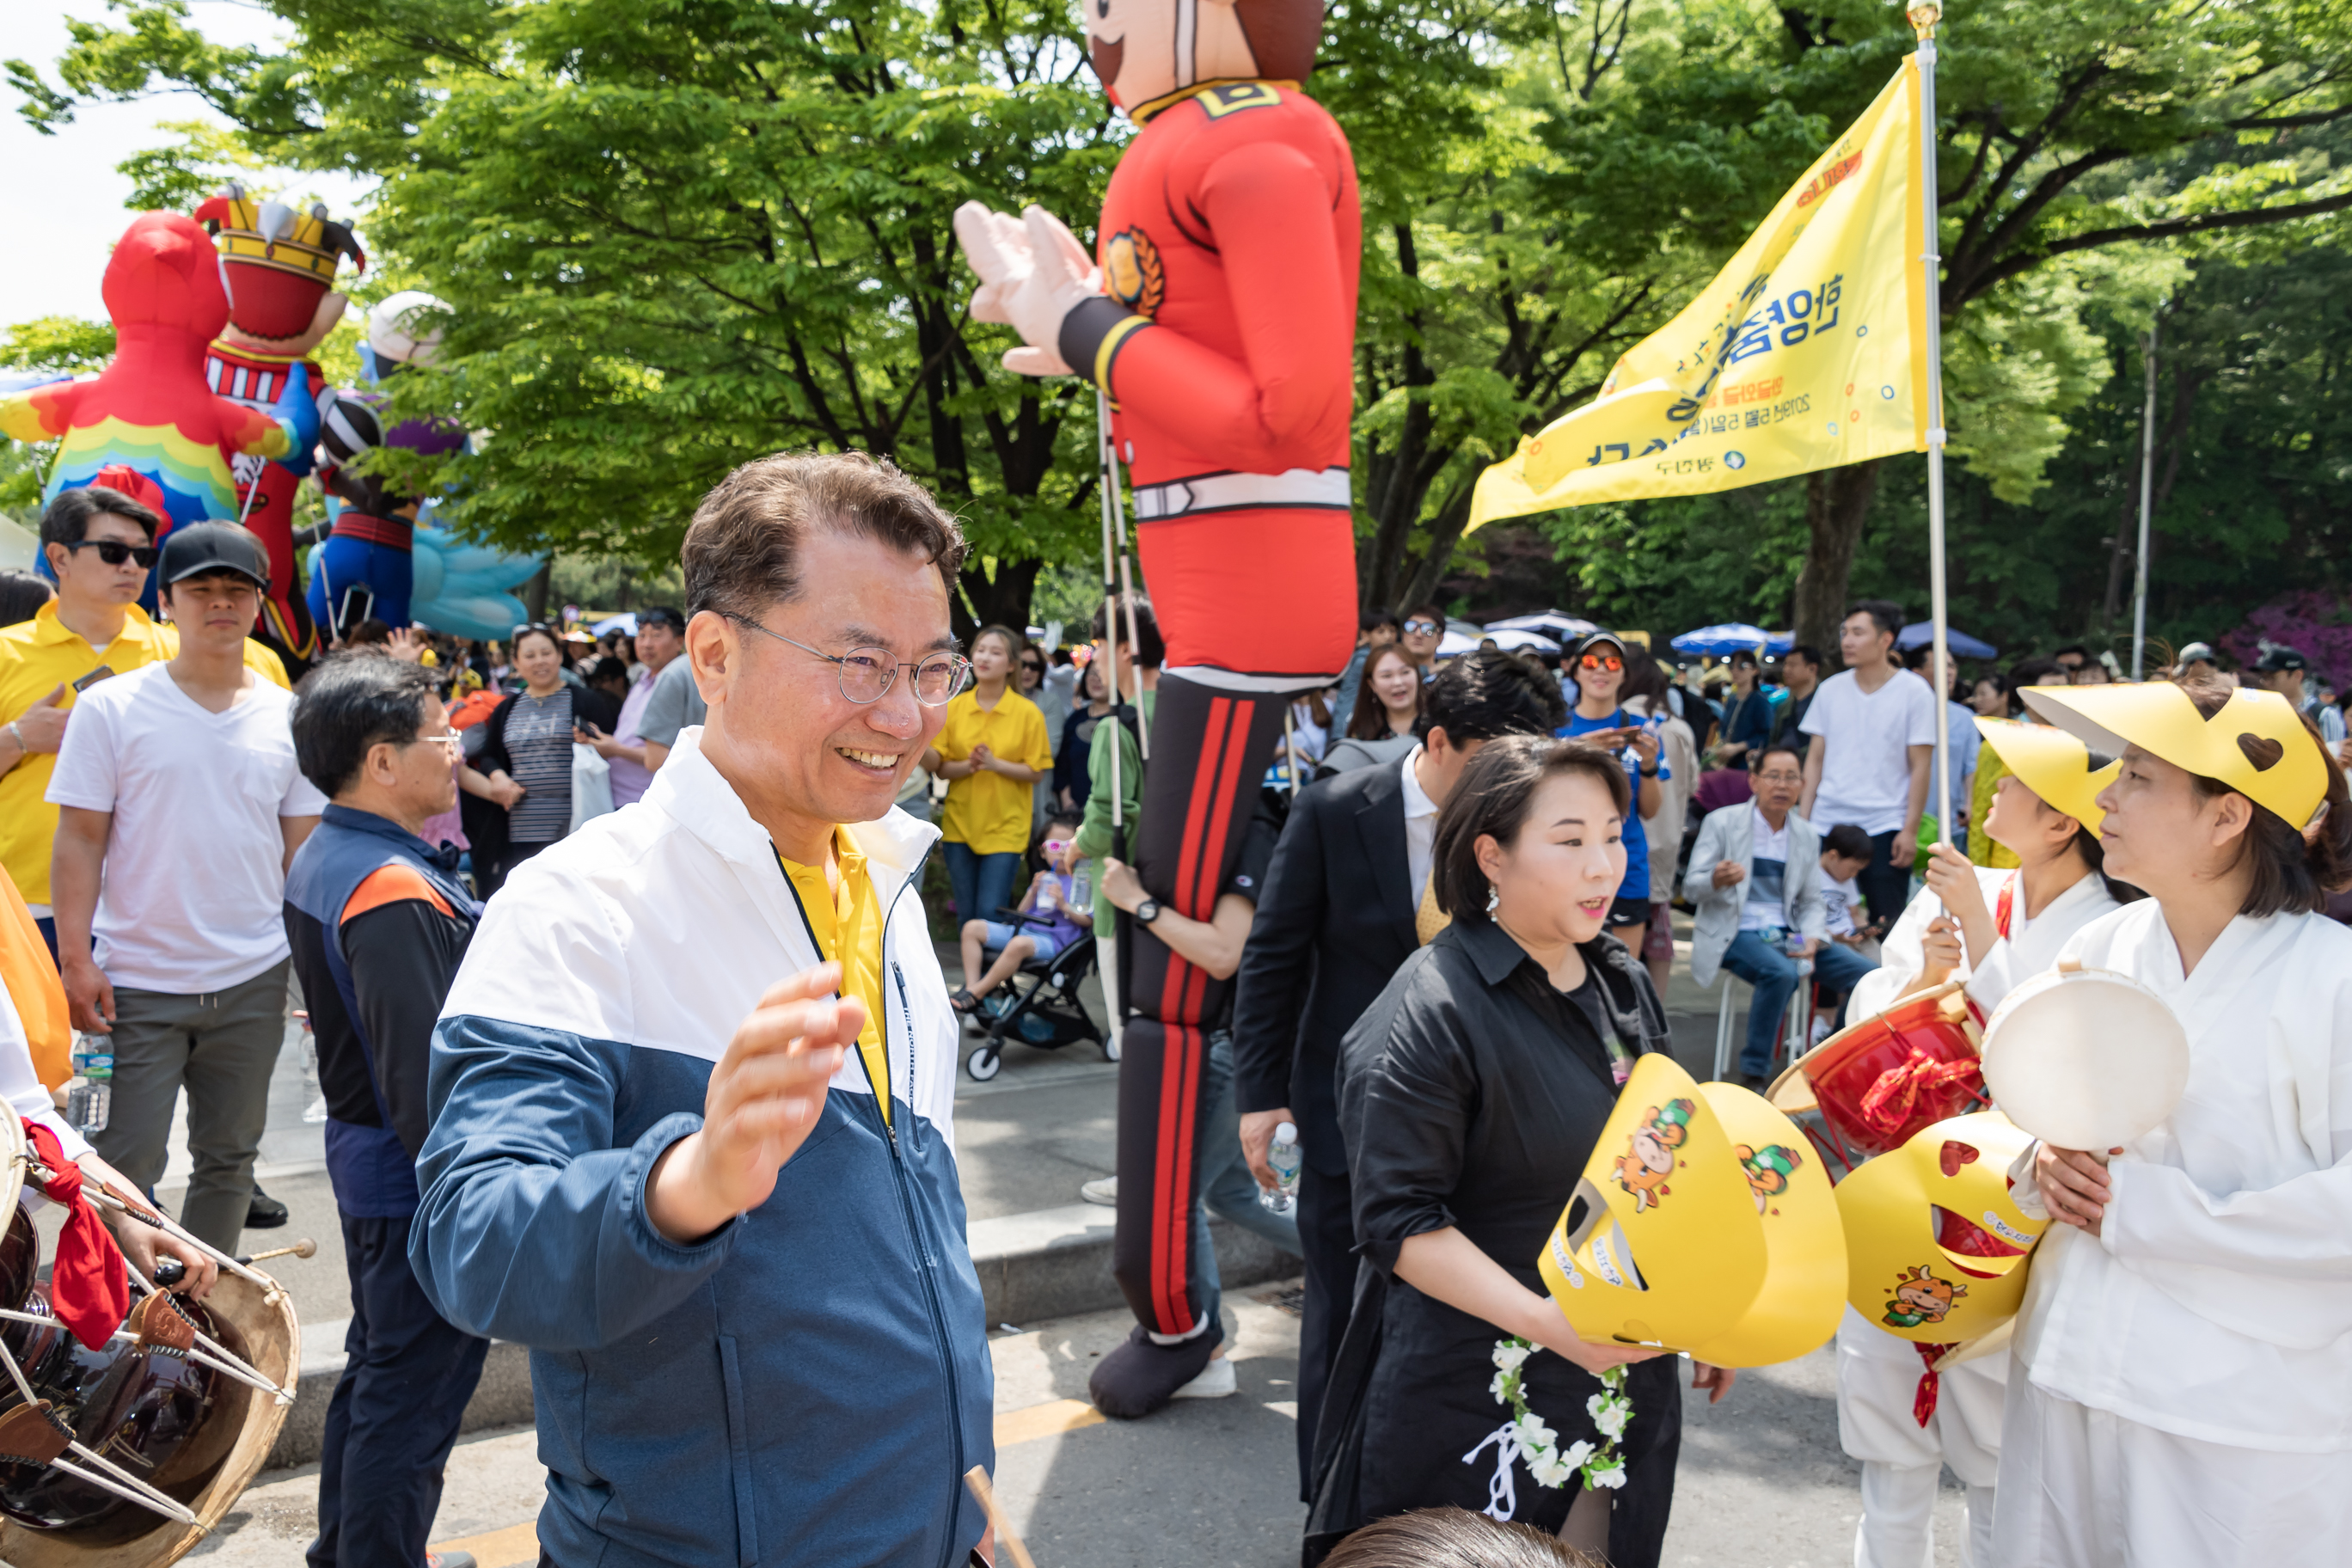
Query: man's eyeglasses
407 730 462 750
1755 769 1804 786
722 612 972 706
1579 653 1624 672
1403 619 1442 636
66 540 157 569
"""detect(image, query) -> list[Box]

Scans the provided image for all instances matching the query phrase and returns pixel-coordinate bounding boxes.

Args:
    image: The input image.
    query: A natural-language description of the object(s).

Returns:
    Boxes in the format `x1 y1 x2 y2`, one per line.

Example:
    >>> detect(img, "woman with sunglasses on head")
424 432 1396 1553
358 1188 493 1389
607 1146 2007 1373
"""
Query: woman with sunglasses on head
1832 719 2140 1568
1554 632 1666 951
1322 643 1425 775
923 624 1055 952
1986 676 2352 1565
459 623 622 895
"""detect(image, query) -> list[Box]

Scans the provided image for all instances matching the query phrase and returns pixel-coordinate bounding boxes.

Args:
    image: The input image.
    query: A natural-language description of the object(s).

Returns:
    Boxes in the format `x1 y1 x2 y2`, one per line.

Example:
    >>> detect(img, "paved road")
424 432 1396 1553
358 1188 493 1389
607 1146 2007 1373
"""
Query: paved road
189 1287 1973 1566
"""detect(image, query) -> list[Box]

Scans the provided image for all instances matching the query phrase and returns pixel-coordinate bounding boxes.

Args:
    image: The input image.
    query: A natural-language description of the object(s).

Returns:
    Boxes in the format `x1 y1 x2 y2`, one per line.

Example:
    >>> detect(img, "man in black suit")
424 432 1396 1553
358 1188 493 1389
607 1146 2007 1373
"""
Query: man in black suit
1230 650 1567 1494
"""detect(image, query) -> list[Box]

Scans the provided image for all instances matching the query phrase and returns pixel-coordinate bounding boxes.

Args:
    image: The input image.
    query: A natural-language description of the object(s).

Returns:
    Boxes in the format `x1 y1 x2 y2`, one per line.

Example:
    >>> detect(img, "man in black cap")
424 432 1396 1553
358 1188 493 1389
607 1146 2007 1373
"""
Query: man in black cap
47 522 326 1253
2252 643 2315 715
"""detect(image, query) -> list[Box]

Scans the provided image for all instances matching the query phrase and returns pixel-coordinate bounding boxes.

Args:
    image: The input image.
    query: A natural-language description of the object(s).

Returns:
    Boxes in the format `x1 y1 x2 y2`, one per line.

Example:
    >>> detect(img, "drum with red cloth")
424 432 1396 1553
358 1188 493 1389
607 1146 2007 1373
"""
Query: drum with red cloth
1767 980 1990 1178
0 1115 299 1568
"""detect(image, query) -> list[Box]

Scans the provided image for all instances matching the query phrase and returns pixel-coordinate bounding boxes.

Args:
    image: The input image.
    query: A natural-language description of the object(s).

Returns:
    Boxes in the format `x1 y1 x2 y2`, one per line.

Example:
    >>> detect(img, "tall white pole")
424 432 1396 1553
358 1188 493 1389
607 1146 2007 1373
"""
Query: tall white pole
1912 4 1952 850
1096 388 1125 1035
2132 319 2158 681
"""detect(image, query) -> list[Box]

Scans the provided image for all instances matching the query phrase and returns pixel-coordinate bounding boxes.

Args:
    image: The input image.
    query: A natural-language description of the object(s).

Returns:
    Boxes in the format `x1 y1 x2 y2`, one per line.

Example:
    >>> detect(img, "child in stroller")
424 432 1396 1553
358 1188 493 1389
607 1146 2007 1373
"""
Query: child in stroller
951 811 1093 1016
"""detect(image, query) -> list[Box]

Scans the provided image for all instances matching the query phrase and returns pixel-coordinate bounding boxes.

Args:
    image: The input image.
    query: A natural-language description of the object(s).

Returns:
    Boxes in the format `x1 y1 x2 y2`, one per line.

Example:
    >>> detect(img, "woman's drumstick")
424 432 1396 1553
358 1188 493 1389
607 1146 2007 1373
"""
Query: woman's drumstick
962 1465 1038 1568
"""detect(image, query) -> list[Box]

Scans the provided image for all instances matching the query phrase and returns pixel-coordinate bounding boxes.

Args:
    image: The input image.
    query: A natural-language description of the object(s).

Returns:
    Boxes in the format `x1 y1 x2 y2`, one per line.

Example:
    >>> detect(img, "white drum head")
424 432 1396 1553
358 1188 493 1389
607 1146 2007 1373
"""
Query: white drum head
1980 967 2190 1149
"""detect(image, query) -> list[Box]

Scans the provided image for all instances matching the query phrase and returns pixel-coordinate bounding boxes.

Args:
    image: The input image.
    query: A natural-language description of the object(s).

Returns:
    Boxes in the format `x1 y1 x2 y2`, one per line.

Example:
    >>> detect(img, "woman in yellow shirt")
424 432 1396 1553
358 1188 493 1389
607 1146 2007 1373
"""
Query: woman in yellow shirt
923 625 1055 928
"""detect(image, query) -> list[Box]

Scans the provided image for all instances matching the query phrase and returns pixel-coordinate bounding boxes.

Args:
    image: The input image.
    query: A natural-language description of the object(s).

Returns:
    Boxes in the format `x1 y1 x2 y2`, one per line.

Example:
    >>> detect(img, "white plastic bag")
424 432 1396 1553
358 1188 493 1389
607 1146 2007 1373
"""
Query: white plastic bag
569 741 615 834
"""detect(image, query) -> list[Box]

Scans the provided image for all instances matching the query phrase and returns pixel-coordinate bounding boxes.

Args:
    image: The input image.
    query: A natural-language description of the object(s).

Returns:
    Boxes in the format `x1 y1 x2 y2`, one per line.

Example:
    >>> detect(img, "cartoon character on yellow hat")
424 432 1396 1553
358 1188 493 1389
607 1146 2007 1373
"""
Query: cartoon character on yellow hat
1613 1098 1695 1213
1836 1111 2049 1344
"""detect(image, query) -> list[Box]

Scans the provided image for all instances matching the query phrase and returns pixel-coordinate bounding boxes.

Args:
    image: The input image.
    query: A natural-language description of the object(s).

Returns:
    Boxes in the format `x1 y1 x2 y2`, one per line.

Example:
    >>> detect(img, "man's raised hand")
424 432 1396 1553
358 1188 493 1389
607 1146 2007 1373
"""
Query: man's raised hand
646 964 867 1243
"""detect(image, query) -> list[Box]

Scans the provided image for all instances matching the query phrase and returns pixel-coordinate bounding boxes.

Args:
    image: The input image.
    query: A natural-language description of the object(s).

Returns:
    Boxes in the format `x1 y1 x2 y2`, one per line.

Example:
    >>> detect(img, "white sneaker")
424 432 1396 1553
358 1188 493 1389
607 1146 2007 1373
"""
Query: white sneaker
1171 1354 1236 1400
1081 1176 1118 1206
1809 1016 1834 1047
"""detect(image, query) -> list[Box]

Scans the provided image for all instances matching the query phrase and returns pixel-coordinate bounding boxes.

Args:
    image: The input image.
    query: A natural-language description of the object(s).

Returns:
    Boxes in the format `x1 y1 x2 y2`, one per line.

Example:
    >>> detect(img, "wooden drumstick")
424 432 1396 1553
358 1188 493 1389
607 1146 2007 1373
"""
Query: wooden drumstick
962 1465 1038 1568
243 1239 320 1265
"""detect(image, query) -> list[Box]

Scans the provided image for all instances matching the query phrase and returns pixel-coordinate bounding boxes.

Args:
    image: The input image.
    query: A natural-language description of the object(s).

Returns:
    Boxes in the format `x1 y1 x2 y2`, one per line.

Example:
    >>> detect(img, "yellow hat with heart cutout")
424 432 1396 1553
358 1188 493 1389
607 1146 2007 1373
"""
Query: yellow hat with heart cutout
1836 1112 2049 1344
2022 682 2330 830
1678 1082 1848 1368
1973 716 2117 835
1537 1054 1768 1352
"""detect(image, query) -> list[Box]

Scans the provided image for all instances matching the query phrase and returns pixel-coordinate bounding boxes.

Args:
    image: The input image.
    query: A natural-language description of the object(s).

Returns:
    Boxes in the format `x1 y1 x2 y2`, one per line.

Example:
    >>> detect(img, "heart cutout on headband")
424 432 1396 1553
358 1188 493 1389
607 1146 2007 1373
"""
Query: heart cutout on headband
2238 733 2285 772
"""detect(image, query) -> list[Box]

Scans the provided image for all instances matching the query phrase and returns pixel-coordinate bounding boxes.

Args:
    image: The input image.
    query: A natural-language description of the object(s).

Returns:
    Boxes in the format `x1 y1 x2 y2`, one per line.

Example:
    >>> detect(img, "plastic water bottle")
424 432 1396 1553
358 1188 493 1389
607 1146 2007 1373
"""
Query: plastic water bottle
1262 1122 1302 1216
65 1033 112 1135
1068 868 1094 914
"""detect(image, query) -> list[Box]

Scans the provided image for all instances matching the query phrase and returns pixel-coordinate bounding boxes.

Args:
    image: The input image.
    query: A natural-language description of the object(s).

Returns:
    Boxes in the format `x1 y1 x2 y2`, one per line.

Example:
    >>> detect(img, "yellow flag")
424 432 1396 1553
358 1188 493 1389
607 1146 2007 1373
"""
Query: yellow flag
1470 58 1931 530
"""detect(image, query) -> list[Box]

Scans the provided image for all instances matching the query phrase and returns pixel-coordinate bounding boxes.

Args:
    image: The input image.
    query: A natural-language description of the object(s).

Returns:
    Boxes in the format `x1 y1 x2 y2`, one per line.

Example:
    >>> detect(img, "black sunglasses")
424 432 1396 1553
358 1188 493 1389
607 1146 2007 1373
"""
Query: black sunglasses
68 540 157 569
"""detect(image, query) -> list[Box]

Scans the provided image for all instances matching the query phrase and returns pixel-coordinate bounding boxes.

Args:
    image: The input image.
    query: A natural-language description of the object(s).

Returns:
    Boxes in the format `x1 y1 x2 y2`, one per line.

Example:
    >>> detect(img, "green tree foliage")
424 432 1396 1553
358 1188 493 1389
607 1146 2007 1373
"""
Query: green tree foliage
11 0 2349 646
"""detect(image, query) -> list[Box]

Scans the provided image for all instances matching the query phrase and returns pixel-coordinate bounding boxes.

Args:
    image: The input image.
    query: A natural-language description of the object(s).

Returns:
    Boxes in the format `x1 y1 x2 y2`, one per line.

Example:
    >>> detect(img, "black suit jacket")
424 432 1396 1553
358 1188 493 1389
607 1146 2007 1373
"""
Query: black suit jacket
1231 757 1420 1176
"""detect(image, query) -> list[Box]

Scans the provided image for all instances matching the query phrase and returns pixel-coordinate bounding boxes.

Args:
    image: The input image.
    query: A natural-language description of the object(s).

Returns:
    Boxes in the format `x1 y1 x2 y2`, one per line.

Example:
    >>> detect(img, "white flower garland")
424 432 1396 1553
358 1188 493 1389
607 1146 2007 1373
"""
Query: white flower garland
1461 1337 1632 1522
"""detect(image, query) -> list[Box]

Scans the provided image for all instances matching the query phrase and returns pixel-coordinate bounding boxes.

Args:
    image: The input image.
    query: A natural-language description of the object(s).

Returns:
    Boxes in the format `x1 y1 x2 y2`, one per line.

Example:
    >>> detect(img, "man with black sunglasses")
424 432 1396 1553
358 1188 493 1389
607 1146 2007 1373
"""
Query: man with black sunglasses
1400 602 1446 680
1 487 288 963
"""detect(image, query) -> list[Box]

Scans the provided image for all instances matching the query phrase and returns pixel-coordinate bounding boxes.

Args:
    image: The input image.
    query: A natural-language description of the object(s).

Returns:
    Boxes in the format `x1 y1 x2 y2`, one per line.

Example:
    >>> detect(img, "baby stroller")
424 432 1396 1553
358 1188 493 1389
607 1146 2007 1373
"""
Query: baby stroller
964 910 1112 1081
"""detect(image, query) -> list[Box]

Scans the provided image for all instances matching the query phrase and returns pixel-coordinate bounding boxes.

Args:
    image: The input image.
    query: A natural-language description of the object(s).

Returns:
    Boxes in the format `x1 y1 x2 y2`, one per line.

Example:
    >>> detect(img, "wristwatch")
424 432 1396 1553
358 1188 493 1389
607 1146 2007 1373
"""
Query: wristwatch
1639 763 1660 777
1133 898 1161 927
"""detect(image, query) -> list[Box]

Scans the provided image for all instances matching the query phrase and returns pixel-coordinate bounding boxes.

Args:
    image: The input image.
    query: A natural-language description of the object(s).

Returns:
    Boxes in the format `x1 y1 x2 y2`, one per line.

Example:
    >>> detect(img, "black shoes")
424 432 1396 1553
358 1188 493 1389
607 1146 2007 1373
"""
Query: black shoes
246 1185 289 1229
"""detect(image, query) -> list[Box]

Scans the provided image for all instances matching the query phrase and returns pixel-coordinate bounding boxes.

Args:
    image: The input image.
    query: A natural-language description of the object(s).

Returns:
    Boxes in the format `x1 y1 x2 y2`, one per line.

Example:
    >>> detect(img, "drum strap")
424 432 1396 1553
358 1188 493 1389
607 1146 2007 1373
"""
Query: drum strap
1995 873 2017 939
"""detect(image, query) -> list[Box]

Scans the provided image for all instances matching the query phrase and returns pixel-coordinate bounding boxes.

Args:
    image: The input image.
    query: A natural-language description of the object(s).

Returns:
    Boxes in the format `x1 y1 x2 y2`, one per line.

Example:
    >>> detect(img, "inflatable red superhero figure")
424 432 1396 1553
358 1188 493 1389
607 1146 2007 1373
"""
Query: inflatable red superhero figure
957 0 1357 1417
194 185 367 671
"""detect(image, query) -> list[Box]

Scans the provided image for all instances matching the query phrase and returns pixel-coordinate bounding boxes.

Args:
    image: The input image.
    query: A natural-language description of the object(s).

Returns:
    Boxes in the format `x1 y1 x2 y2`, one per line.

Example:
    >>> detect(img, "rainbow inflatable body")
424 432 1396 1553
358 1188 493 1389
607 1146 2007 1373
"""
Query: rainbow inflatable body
1 212 316 606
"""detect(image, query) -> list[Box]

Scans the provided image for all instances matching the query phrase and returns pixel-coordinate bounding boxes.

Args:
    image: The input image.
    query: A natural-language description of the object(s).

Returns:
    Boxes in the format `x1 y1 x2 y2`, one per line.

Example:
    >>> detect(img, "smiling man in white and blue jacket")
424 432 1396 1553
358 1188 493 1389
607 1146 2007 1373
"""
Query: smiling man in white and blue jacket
410 452 997 1568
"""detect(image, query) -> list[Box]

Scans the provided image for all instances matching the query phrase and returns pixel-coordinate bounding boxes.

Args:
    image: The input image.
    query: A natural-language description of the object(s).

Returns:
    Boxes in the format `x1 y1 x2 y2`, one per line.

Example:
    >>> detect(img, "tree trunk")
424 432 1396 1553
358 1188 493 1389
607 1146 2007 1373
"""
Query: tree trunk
521 561 552 624
1393 483 1477 618
956 556 1044 645
1792 460 1881 662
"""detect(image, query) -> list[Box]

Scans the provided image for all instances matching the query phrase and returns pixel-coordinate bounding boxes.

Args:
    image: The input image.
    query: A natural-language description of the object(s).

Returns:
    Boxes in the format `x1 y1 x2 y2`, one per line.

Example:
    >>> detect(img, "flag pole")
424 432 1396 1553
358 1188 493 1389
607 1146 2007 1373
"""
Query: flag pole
1095 387 1126 1039
1911 3 1952 851
2131 316 2159 681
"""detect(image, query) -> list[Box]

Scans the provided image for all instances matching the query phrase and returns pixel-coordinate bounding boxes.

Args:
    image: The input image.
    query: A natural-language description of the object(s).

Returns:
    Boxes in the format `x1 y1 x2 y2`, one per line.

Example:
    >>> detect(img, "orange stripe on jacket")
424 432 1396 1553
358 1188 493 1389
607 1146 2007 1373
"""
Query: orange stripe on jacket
341 863 455 924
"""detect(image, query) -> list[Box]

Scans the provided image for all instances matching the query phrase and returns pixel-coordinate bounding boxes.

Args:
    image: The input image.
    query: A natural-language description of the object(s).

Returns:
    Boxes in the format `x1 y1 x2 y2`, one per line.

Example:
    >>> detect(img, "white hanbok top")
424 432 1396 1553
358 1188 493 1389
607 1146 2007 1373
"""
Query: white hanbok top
1847 867 2121 1024
2012 903 2352 1451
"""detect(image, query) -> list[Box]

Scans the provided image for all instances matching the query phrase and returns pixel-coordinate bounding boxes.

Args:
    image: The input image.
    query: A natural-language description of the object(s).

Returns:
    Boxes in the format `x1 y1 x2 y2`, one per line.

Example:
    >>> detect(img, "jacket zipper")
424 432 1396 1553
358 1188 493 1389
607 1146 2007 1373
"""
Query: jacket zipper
873 843 967 1568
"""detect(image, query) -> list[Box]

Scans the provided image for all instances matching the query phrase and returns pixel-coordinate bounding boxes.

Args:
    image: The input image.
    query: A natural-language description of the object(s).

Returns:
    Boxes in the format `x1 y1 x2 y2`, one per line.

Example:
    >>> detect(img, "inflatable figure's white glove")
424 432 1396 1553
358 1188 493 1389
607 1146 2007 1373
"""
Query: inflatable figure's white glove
953 202 1105 378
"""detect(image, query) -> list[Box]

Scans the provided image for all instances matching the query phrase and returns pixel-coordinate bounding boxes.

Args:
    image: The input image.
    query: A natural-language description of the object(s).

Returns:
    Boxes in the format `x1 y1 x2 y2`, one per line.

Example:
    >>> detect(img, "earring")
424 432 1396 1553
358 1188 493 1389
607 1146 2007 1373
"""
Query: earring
1485 882 1500 916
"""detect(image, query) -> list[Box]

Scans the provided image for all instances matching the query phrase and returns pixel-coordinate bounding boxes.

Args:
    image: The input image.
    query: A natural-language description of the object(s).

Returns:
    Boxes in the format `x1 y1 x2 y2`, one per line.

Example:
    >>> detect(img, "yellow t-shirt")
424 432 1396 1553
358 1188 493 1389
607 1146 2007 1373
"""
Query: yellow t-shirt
934 687 1054 855
0 601 290 903
778 829 891 1128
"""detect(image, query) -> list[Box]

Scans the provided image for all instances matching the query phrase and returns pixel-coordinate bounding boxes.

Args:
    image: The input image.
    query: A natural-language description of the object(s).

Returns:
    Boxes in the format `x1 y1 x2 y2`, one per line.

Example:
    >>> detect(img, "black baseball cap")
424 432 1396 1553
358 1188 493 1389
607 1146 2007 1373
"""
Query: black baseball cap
637 606 687 632
159 522 270 590
2255 644 2309 674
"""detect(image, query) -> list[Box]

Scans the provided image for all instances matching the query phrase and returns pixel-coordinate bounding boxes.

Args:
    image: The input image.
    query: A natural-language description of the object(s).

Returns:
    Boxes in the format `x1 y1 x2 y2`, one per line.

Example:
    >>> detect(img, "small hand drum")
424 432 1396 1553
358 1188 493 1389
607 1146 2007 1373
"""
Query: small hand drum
1978 964 2190 1150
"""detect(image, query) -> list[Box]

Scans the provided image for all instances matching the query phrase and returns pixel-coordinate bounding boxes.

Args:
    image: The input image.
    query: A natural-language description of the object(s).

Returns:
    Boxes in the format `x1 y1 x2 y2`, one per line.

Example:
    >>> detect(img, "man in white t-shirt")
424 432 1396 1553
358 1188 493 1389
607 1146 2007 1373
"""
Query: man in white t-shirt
47 524 326 1253
1798 600 1935 929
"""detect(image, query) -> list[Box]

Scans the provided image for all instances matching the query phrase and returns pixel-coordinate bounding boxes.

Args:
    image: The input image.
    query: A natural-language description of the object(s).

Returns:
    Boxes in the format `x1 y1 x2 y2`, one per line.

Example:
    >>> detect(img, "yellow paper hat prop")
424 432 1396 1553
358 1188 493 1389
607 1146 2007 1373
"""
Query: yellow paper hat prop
1679 1082 1848 1368
1973 716 2117 836
1837 1112 2049 1344
1538 1053 1768 1351
2022 683 2330 830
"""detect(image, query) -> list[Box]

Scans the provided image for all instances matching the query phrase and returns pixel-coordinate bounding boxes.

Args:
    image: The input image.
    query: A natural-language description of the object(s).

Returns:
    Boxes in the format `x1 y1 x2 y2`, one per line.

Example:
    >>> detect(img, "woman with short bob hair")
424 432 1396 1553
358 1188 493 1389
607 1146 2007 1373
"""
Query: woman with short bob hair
1994 673 2352 1564
1308 736 1728 1566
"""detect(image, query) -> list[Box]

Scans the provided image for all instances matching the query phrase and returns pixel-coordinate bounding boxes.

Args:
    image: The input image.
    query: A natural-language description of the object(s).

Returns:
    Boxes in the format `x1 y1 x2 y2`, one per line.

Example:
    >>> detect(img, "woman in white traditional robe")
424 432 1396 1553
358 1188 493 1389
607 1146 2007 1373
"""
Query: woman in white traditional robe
1835 717 2139 1568
1997 676 2352 1565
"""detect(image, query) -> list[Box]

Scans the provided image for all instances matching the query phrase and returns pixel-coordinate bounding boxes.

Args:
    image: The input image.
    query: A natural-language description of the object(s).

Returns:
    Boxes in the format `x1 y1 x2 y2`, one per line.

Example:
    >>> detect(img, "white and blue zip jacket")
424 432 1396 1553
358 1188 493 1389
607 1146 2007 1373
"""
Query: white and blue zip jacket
409 726 992 1568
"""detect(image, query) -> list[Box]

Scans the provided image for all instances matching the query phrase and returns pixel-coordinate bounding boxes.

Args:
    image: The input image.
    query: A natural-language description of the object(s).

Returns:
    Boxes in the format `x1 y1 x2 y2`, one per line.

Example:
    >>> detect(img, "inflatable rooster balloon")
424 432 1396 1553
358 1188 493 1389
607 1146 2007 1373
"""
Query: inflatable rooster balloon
193 184 367 669
954 0 1359 1420
0 211 319 609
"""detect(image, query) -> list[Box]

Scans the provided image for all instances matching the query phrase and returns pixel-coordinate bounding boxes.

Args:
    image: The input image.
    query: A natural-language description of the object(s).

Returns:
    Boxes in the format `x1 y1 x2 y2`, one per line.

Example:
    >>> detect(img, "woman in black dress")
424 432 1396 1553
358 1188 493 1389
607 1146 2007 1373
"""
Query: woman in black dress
1309 735 1736 1566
